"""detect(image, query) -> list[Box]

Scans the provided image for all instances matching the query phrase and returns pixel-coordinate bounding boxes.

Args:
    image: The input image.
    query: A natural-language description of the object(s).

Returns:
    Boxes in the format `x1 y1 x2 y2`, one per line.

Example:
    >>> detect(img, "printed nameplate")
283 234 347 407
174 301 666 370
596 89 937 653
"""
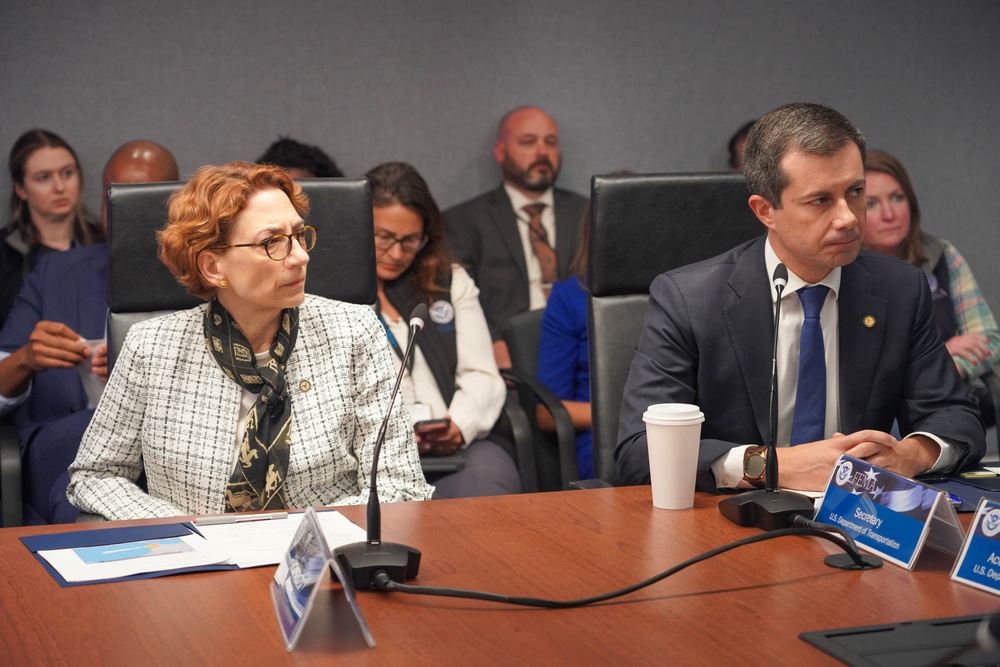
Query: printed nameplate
952 498 1000 596
270 508 375 650
814 455 964 570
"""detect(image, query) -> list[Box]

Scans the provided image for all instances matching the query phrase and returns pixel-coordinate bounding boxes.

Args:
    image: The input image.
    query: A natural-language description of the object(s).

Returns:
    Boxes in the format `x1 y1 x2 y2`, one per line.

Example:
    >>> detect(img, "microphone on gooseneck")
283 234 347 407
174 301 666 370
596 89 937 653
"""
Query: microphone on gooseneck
719 264 880 569
765 263 788 491
334 302 428 590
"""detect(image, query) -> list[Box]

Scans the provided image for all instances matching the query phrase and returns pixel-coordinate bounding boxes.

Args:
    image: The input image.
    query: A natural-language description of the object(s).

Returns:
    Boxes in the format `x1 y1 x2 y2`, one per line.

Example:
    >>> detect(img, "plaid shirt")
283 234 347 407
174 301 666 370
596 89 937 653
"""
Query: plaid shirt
940 240 1000 379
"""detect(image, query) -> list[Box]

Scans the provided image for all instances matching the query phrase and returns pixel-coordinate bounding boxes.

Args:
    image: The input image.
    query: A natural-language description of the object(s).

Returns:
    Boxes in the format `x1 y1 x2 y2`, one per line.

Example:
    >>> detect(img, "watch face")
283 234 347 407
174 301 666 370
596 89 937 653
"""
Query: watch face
744 453 766 479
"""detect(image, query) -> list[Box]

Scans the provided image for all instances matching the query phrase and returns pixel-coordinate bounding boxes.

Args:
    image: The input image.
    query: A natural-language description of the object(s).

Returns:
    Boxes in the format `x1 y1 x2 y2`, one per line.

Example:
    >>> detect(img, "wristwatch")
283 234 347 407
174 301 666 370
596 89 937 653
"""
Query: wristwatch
742 446 768 488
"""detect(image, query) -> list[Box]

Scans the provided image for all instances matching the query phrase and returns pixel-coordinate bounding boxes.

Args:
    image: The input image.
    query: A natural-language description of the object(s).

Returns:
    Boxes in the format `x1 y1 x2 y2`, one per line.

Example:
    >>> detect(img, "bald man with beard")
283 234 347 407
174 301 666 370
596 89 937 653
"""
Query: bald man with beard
0 140 177 524
444 107 587 368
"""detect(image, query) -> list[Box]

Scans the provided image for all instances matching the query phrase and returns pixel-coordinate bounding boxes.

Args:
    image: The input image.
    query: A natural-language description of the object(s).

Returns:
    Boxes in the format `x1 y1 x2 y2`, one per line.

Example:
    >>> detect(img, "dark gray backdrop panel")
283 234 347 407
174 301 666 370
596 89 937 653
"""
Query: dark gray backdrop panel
3 1 999 305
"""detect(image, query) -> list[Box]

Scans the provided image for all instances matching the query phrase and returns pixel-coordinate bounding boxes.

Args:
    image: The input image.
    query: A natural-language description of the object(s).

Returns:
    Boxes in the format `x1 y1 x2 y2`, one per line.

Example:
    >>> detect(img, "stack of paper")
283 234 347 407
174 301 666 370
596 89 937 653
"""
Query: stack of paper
23 510 367 586
38 533 231 583
195 511 366 568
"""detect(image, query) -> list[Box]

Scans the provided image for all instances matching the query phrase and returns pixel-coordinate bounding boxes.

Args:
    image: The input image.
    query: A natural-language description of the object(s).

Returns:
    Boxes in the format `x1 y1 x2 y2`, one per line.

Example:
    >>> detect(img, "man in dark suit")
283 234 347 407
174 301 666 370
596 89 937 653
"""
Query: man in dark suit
617 103 985 493
0 140 178 523
444 106 587 367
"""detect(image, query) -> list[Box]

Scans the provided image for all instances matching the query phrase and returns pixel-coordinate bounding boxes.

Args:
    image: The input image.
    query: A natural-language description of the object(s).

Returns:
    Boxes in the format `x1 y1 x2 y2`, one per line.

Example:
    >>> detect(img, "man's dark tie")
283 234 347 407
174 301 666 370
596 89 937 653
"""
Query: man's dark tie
523 203 557 296
790 285 830 446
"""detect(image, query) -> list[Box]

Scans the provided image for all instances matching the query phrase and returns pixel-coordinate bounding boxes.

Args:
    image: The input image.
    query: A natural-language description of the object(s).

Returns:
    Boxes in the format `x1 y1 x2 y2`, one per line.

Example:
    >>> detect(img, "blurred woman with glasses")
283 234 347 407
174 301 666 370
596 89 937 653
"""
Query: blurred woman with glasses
368 161 520 497
68 162 433 519
2 129 101 326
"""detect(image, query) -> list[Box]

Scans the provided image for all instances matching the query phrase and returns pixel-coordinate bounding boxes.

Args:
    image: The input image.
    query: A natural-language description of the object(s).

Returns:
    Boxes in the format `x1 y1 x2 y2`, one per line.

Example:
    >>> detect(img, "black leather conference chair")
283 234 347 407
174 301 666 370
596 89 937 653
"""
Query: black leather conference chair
107 179 377 369
586 172 763 486
106 179 542 499
0 415 19 526
501 309 578 492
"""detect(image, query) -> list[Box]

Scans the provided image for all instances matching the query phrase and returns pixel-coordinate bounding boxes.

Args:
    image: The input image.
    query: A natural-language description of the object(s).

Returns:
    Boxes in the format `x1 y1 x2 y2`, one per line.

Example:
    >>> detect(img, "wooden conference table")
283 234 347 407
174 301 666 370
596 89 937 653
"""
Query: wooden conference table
1 486 997 666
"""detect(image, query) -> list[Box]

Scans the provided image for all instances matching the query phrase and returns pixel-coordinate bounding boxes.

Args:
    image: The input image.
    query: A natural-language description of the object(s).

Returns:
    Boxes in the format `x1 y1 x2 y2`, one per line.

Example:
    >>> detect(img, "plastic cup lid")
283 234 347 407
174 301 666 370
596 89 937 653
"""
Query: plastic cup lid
642 403 705 425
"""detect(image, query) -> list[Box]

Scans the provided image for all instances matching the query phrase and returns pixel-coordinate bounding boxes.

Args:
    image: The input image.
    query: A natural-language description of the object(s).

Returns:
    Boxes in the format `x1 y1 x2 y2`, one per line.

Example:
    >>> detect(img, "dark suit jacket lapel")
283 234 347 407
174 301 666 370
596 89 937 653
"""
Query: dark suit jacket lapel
837 261 886 432
487 186 528 282
553 189 580 277
722 238 772 444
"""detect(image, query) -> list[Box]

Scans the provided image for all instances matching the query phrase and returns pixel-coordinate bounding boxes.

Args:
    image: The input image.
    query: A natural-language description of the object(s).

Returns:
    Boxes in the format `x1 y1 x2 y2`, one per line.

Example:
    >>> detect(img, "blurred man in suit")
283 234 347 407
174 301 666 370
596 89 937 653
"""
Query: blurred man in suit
0 140 178 523
444 106 587 367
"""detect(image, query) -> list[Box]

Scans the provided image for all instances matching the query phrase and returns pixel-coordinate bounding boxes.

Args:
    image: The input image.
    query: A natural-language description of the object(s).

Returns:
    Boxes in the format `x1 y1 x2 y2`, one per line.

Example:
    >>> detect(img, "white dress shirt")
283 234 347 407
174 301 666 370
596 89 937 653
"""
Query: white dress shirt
504 184 557 310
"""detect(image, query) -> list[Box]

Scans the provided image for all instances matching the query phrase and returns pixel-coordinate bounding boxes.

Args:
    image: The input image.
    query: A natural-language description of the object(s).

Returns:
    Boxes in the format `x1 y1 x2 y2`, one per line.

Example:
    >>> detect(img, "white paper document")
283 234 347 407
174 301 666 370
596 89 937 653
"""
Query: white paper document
33 511 366 583
195 511 366 568
37 533 231 583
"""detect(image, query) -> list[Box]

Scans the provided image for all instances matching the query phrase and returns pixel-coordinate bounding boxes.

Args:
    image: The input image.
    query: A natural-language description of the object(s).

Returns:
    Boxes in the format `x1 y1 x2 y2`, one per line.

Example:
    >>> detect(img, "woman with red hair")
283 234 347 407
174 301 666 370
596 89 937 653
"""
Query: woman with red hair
68 162 433 519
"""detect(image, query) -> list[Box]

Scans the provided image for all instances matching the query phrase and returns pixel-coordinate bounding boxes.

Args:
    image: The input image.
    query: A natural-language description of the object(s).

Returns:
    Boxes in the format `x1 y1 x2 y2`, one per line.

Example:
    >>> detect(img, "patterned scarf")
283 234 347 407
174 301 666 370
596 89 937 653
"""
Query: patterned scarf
204 299 299 512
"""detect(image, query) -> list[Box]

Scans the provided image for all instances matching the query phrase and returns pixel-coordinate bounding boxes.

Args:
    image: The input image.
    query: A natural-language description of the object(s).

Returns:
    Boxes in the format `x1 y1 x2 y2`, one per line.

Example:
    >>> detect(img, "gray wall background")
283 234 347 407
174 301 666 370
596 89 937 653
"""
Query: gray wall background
3 1 999 303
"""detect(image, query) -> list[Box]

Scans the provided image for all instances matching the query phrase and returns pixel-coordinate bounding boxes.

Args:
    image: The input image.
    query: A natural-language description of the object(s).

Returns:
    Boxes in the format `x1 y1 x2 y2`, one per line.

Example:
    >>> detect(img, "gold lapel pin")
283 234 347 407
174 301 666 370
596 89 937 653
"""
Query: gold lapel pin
863 315 876 328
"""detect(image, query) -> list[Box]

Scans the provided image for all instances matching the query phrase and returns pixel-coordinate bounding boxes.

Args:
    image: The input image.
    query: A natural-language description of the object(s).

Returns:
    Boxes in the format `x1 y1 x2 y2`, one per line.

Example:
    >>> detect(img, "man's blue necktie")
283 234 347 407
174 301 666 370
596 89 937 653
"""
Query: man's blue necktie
790 285 830 445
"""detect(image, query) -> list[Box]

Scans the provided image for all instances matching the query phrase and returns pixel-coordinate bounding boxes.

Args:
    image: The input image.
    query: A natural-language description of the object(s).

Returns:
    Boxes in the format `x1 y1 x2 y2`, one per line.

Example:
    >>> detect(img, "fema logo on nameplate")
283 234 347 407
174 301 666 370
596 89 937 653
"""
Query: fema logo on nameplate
429 300 455 332
814 455 965 570
953 499 1000 596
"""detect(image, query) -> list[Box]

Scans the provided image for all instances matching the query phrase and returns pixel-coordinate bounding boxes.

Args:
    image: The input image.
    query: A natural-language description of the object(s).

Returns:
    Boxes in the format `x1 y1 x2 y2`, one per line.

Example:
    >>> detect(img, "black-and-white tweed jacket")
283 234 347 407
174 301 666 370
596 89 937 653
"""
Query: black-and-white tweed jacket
68 294 434 520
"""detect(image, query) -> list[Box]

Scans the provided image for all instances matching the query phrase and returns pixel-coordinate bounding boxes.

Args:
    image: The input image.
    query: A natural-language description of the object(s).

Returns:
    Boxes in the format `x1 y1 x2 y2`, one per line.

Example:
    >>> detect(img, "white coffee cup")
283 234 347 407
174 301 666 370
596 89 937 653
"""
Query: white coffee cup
642 403 705 509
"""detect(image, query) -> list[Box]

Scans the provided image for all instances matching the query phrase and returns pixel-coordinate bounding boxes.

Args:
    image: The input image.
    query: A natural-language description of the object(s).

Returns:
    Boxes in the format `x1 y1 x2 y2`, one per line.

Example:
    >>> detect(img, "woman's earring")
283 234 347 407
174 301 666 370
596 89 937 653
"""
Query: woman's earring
220 279 229 289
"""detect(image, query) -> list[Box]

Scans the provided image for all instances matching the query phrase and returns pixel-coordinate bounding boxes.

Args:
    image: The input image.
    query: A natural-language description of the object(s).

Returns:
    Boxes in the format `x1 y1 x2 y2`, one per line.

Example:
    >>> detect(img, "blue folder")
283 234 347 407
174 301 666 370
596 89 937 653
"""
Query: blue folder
20 522 239 587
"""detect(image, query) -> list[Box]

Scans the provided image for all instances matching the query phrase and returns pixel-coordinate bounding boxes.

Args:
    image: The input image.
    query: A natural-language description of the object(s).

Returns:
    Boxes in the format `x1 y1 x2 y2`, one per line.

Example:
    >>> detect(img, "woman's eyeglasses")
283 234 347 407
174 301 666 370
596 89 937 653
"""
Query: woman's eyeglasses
216 225 317 261
374 231 428 254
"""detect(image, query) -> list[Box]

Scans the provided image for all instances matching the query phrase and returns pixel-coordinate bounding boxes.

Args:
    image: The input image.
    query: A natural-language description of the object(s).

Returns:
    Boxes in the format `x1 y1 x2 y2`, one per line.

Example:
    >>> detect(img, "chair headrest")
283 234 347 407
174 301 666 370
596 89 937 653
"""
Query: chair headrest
587 172 763 297
107 177 377 313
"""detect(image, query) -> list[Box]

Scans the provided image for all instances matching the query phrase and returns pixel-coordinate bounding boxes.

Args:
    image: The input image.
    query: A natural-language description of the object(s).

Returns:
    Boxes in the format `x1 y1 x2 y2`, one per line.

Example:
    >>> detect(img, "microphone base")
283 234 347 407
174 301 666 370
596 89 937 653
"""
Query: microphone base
333 541 421 590
718 489 815 531
824 553 883 570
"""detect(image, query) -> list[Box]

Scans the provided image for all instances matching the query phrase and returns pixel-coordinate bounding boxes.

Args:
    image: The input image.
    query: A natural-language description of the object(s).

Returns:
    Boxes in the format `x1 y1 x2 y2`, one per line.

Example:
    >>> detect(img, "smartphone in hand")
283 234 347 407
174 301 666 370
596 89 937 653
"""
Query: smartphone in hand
414 418 451 435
